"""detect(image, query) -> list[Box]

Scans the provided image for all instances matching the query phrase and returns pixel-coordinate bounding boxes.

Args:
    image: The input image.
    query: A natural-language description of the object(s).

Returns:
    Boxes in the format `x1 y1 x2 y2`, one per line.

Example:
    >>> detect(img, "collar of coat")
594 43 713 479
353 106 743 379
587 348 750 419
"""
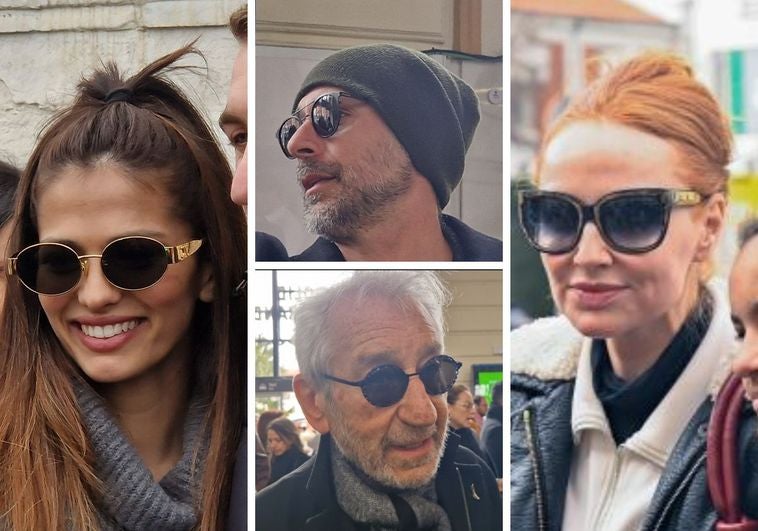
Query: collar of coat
511 280 738 399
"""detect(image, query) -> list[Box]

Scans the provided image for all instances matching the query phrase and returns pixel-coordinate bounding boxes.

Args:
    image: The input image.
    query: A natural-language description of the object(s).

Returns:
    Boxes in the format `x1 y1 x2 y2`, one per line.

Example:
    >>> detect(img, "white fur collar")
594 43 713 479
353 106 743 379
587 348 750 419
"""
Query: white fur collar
510 280 739 399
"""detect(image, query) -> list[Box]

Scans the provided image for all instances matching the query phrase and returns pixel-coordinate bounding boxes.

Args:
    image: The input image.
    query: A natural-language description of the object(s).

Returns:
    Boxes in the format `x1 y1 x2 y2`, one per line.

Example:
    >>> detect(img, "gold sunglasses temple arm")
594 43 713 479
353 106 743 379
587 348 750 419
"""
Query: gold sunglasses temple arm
6 257 15 277
166 239 204 263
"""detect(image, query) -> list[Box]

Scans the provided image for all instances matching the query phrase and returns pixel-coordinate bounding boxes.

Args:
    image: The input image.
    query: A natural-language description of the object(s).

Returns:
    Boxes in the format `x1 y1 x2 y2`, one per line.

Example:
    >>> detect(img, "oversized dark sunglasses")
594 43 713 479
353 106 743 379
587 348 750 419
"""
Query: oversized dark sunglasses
276 91 356 159
517 188 706 254
7 236 203 296
321 354 462 408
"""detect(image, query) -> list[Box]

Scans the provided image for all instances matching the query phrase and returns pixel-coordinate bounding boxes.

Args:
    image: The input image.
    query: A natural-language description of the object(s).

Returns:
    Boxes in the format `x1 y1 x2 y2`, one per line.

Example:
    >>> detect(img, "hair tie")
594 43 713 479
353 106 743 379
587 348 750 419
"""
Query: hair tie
104 88 133 104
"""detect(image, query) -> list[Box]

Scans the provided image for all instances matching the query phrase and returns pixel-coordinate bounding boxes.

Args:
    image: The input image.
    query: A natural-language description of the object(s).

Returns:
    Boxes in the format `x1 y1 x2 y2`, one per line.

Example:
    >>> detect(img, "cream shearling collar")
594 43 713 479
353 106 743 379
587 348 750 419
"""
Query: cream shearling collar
510 280 738 399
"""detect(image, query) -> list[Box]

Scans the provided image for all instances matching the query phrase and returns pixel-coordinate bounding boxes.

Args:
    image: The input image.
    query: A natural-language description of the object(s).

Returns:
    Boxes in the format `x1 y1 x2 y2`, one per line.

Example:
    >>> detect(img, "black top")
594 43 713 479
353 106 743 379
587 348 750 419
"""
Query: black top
592 291 714 444
268 446 311 486
255 231 289 261
451 426 487 463
480 404 503 478
290 214 503 261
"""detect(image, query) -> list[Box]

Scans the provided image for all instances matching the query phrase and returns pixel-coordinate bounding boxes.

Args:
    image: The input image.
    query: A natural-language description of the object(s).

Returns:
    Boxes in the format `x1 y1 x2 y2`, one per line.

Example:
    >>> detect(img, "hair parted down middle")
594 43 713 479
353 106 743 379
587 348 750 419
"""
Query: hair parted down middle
0 44 246 531
537 51 733 196
293 271 451 389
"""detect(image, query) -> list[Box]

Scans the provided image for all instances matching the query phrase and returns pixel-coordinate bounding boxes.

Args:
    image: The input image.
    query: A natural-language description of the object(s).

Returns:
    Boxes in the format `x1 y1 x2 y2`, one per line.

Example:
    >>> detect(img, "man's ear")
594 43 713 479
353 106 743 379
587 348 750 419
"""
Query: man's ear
294 374 330 434
694 193 726 262
198 263 215 303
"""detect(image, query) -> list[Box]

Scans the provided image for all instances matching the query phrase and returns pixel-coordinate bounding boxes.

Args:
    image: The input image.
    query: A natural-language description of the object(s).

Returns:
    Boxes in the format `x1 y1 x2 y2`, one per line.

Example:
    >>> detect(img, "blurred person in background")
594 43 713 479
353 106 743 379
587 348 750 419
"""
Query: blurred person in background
731 218 758 413
511 52 758 529
447 383 487 461
480 381 502 478
266 417 311 485
257 409 284 450
0 161 20 309
473 394 488 433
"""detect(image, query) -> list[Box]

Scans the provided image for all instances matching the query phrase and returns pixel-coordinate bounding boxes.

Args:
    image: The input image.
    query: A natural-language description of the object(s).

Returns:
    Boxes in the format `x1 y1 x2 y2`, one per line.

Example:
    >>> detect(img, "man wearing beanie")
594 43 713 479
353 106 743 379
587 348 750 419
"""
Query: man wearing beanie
273 43 502 261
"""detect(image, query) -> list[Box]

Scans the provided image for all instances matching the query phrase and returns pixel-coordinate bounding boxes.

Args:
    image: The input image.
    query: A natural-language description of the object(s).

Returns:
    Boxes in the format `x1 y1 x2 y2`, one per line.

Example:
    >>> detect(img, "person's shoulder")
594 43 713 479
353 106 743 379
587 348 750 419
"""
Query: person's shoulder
440 214 502 261
255 459 314 526
290 238 345 261
511 314 583 381
255 231 289 261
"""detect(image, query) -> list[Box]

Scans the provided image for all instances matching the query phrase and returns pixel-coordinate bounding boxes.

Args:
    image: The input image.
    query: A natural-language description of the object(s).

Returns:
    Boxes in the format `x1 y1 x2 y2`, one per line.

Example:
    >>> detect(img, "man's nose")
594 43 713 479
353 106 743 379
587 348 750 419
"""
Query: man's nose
396 376 437 426
287 119 326 159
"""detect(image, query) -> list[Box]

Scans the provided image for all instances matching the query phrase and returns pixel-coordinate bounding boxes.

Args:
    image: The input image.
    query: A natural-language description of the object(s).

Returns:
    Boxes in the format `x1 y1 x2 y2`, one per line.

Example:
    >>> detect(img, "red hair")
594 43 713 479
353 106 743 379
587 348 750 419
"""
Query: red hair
536 51 732 195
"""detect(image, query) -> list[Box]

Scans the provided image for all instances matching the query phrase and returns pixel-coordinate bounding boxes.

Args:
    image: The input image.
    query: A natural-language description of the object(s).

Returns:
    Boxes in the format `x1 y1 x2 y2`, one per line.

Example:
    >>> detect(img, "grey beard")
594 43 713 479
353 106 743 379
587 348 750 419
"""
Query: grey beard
303 166 413 243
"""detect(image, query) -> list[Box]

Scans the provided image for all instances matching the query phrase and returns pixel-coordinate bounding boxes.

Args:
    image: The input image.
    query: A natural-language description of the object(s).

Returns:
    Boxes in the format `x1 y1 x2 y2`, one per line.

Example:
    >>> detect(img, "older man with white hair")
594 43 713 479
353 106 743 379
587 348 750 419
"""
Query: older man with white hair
256 271 501 530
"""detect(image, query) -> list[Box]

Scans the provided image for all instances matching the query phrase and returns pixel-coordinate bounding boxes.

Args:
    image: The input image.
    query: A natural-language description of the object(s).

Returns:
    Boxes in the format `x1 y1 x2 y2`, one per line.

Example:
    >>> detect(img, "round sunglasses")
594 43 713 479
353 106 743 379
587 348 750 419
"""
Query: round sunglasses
7 236 203 296
517 188 706 254
321 354 462 408
276 91 357 159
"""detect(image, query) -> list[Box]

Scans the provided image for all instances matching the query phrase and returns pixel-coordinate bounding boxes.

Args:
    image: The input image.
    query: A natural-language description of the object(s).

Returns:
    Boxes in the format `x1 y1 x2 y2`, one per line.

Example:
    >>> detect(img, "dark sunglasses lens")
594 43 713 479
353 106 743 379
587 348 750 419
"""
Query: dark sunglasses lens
101 238 168 290
362 365 409 407
278 117 301 157
600 195 667 251
312 94 340 137
419 357 459 395
17 244 81 295
521 194 580 253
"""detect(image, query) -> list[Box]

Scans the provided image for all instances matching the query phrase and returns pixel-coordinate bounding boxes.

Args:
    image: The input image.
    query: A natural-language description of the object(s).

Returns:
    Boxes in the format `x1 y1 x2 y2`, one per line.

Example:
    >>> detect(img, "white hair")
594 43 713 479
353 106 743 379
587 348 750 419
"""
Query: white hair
292 271 451 388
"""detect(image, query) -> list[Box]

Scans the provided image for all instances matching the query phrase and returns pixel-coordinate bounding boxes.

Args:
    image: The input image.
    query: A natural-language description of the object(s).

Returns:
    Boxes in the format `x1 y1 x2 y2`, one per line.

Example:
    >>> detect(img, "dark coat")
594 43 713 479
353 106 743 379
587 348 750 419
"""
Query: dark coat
256 432 502 531
479 405 503 478
451 426 487 464
290 214 502 261
511 372 758 531
268 446 311 486
255 231 289 261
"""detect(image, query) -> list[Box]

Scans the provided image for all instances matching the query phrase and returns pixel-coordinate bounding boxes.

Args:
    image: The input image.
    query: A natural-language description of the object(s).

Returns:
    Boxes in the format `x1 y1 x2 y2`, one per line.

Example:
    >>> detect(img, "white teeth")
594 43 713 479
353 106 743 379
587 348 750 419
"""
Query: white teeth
80 320 138 339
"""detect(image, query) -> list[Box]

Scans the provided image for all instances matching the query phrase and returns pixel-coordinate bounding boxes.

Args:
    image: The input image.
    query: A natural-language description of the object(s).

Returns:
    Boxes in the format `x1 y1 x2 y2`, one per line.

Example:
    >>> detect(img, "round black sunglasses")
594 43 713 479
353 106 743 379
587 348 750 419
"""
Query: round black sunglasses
517 187 706 254
321 354 462 408
276 91 357 159
7 236 203 296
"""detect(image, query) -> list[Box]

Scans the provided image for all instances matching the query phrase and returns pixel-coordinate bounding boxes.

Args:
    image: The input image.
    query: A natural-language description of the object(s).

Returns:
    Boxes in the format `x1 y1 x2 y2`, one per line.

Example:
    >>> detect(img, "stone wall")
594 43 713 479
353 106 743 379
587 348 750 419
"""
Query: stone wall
0 0 244 169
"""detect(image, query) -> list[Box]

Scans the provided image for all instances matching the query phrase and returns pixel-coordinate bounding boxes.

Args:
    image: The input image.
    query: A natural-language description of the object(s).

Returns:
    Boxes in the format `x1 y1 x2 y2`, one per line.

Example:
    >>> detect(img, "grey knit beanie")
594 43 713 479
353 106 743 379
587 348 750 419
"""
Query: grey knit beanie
292 44 480 208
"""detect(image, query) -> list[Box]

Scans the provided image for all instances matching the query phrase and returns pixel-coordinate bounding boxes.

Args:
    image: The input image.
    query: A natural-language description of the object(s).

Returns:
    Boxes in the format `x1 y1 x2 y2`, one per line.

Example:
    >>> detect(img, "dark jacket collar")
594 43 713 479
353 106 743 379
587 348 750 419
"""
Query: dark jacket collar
291 214 502 261
302 432 473 531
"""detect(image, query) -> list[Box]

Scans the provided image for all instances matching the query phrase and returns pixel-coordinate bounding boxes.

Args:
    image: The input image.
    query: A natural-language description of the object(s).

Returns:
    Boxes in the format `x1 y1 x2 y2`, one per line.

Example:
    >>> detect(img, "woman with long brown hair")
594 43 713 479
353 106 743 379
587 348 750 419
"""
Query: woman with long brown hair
0 44 246 530
511 52 758 529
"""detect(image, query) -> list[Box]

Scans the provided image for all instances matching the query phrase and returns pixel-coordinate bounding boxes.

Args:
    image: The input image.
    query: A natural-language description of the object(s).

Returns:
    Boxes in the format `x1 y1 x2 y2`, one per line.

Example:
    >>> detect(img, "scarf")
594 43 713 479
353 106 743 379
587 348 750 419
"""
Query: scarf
330 441 452 531
74 379 209 531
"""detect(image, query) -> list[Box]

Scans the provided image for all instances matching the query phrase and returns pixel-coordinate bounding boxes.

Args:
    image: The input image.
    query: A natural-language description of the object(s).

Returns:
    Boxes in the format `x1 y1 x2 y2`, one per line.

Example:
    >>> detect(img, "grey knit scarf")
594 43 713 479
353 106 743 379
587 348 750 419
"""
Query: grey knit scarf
74 380 209 531
331 441 452 531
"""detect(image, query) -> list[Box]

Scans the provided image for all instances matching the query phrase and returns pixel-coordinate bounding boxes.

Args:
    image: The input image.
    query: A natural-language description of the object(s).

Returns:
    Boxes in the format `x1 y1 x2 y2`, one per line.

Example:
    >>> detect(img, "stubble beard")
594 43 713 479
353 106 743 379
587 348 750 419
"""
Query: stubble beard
298 140 414 244
327 400 448 490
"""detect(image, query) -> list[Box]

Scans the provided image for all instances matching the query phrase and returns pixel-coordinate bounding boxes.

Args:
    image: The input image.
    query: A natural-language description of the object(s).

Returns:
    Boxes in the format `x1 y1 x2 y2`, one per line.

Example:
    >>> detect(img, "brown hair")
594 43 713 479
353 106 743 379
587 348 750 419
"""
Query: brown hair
446 383 471 405
0 160 20 227
257 410 284 448
229 6 247 42
267 417 305 453
536 51 732 196
0 45 246 530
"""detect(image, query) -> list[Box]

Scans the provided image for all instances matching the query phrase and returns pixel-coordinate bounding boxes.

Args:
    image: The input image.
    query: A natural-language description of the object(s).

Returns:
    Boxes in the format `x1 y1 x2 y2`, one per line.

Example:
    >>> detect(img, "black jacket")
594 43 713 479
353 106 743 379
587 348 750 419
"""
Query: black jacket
511 373 758 531
255 231 289 261
269 446 311 486
256 432 502 531
480 405 503 478
290 214 502 261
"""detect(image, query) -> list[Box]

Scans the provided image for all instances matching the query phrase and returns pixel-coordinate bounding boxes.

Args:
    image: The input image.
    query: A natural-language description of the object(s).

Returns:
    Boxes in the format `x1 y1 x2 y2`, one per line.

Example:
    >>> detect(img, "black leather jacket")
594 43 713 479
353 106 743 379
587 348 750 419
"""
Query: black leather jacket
511 373 758 531
257 431 502 531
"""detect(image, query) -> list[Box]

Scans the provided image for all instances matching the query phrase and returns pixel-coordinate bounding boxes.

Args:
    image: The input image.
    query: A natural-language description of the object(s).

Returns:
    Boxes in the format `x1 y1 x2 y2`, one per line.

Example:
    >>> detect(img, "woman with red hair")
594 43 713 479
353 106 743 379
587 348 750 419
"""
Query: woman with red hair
511 52 758 529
